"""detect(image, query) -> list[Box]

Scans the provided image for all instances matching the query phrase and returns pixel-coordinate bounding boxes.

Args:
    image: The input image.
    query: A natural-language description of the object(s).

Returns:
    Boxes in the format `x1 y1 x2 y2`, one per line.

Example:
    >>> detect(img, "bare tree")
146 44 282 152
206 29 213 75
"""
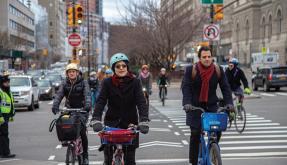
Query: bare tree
114 0 208 70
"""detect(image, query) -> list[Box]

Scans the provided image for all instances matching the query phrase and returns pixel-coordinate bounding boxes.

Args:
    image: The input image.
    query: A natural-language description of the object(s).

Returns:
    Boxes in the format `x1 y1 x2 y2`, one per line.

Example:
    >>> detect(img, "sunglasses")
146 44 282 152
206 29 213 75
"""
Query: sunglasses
115 64 127 69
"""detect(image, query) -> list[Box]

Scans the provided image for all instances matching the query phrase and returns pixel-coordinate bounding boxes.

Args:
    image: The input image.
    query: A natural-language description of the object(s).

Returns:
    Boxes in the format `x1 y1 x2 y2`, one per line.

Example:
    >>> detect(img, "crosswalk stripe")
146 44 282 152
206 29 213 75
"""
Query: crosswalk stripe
260 93 276 97
222 152 287 157
222 134 287 139
276 92 287 96
220 140 287 145
223 130 287 135
229 126 287 130
242 123 280 126
221 145 287 150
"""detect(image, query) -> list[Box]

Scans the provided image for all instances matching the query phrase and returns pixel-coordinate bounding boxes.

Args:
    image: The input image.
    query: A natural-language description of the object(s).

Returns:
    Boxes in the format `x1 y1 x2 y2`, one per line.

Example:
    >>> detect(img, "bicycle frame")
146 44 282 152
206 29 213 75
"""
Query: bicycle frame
199 131 220 165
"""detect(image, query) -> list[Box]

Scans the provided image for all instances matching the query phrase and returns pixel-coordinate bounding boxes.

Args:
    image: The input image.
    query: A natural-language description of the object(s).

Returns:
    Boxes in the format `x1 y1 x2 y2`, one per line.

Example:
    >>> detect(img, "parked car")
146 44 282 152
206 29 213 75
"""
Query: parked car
10 75 40 111
252 66 287 92
37 79 55 100
45 74 63 91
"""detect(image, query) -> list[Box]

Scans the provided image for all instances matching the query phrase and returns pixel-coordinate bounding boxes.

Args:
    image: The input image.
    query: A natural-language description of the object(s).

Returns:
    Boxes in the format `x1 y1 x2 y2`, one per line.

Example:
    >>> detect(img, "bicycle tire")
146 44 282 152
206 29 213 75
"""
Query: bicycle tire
66 145 76 165
209 143 222 165
161 89 165 106
234 105 246 133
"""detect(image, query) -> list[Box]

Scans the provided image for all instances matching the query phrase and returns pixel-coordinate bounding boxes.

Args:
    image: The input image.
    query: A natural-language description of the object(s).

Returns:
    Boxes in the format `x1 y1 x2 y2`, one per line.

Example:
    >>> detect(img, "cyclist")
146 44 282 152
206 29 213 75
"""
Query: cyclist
157 68 169 99
225 58 251 104
0 73 16 158
89 71 98 111
181 46 234 165
52 63 91 165
138 65 152 98
92 53 149 165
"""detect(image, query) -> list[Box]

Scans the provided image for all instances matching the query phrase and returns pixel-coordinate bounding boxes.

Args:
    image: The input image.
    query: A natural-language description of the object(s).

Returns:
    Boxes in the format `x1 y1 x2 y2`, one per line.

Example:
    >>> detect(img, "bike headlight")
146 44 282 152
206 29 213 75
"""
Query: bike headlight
142 88 147 92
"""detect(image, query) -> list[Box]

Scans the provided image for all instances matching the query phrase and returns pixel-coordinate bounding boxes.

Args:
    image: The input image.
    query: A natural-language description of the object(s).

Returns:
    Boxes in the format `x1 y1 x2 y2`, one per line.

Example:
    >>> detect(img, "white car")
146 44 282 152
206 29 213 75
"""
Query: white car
10 75 40 111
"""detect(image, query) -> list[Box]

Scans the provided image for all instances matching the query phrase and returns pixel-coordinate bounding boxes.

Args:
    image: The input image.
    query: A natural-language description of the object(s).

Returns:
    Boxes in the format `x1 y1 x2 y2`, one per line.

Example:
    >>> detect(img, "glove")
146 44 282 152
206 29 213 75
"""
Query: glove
92 120 103 132
138 121 149 134
244 88 251 95
183 104 193 112
9 117 14 122
229 112 236 121
52 107 59 115
0 117 5 125
226 104 235 113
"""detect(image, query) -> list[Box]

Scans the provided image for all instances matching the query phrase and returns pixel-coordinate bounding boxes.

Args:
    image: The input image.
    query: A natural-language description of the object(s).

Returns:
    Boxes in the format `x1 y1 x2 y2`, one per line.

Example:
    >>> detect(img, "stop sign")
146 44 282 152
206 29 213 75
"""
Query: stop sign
68 33 81 47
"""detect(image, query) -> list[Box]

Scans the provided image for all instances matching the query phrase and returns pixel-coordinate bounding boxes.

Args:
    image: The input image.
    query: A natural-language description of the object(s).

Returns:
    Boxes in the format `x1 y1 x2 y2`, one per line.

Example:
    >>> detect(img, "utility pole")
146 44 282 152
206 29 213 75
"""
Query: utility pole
210 4 214 55
87 0 90 75
72 0 77 63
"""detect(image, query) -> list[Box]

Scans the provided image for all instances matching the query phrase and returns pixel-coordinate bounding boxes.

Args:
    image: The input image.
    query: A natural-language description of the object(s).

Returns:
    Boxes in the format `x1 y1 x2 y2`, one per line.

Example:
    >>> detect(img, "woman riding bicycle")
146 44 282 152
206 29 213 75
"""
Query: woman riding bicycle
182 46 234 165
52 63 91 165
92 53 149 165
225 58 251 104
138 65 152 103
157 68 169 99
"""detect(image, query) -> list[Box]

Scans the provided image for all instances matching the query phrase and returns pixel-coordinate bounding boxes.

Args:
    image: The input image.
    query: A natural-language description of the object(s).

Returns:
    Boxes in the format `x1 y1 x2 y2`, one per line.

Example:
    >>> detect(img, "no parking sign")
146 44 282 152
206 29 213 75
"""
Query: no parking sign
203 24 220 41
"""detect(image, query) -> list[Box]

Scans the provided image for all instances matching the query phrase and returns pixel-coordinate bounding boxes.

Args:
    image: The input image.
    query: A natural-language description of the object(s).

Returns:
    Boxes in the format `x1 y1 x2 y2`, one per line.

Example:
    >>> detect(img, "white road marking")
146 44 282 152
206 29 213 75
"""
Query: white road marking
48 101 54 105
229 126 287 130
175 123 185 126
168 125 173 128
223 130 287 135
48 155 55 161
182 140 189 145
163 120 168 122
151 119 162 122
245 120 272 123
220 139 287 145
221 145 287 150
276 92 287 96
150 128 171 132
56 145 62 149
174 132 180 136
260 93 276 97
222 134 287 139
178 126 189 129
222 152 287 157
0 159 20 163
242 123 280 126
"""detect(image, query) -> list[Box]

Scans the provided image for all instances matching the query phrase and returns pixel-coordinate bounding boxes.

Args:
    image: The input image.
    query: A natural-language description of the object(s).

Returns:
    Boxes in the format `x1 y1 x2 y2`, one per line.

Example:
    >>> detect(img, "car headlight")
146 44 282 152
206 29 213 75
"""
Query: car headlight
20 91 30 96
45 88 51 93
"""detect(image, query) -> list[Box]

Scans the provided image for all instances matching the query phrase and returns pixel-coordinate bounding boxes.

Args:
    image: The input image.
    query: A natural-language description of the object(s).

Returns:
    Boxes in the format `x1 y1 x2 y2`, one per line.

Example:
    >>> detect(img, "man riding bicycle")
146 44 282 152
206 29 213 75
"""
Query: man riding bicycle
92 53 149 165
182 46 234 165
52 63 91 165
157 68 169 99
225 58 251 104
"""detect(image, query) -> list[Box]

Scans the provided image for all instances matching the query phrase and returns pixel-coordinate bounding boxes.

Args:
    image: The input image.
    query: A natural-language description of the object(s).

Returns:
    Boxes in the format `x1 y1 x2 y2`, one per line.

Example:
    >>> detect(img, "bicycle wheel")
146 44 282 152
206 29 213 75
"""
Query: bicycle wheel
113 155 123 165
209 143 222 165
66 145 76 165
161 89 165 106
234 105 246 133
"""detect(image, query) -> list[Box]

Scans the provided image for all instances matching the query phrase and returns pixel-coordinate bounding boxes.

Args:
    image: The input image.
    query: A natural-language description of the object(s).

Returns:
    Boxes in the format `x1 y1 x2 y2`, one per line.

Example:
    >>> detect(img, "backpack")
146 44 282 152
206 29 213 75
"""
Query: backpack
191 63 221 80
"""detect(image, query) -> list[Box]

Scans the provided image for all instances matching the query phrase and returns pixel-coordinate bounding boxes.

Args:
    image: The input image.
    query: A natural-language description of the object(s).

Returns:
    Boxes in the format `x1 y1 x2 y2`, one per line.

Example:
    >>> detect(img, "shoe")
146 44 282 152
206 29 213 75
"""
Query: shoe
82 153 89 165
2 154 16 158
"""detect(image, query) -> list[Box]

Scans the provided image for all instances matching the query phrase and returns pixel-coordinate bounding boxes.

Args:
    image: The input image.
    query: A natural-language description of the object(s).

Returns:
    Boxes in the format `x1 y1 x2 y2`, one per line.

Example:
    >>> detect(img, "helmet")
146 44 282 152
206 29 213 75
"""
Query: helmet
161 68 166 72
90 71 97 76
110 53 129 67
98 65 106 73
65 63 79 72
105 69 113 74
229 58 239 65
142 65 149 70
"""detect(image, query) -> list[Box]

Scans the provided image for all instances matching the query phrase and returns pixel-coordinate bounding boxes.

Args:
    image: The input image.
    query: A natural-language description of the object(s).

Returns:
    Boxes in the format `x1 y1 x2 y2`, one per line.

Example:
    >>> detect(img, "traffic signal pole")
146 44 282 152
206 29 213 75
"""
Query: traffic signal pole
210 4 214 56
72 0 77 63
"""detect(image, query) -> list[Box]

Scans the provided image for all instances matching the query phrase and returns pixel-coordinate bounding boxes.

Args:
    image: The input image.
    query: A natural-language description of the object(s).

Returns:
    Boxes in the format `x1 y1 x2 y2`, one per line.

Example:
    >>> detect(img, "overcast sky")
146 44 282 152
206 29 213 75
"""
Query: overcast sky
103 0 130 23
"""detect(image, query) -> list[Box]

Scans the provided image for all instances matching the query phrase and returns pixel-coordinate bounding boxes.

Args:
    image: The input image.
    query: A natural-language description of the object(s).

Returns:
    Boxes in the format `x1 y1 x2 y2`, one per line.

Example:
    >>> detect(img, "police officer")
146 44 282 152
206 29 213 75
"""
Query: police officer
0 73 16 158
52 63 91 164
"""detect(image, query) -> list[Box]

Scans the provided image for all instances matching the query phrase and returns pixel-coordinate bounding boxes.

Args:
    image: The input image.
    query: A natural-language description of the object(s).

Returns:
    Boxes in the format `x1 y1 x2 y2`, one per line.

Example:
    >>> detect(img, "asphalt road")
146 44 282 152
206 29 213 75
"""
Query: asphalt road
1 85 287 165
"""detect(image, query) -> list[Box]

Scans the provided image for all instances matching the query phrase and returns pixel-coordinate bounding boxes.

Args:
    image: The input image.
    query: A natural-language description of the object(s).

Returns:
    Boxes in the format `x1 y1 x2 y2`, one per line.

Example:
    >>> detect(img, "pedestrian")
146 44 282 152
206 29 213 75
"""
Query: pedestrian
0 73 16 158
181 46 234 165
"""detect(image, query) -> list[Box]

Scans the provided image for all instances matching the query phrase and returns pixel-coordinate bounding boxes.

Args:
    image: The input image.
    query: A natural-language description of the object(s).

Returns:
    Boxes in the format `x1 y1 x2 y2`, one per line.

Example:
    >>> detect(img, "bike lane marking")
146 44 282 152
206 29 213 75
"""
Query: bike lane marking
48 155 55 161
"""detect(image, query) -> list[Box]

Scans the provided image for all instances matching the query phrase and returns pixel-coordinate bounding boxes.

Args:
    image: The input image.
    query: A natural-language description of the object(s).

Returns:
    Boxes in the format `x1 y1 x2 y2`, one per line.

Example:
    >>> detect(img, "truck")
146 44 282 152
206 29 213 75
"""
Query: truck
251 52 279 73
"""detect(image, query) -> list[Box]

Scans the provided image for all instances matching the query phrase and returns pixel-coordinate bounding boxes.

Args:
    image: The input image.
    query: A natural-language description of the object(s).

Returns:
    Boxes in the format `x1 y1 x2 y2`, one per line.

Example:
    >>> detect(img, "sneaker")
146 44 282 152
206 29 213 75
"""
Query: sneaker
82 153 89 165
1 154 16 158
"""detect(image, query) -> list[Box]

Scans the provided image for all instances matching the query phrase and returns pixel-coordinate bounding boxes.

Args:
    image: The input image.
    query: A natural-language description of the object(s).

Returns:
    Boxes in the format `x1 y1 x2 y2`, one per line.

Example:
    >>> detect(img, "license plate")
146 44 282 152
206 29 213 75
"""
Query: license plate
279 77 286 80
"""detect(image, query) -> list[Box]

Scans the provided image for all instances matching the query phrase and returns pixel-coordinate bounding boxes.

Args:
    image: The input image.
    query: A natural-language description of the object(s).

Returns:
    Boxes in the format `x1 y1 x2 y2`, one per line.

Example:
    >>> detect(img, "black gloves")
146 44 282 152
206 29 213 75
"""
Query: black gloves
52 107 59 115
226 104 235 112
138 121 149 134
92 120 103 132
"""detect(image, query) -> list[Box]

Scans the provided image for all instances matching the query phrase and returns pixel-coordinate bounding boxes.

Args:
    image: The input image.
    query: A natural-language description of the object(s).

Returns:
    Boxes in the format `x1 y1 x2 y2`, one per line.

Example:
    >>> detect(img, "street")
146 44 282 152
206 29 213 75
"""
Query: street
0 84 287 165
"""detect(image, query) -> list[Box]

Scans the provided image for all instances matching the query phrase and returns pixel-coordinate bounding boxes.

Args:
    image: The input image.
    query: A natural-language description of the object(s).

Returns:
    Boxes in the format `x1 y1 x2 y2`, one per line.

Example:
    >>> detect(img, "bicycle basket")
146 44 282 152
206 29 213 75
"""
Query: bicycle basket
99 127 136 145
201 113 228 132
56 115 82 141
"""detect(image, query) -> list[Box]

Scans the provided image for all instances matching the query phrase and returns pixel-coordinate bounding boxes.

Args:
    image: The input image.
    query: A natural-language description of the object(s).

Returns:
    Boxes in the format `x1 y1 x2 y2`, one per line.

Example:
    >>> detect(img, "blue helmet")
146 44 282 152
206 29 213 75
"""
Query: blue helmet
105 69 113 74
110 53 129 67
229 58 239 65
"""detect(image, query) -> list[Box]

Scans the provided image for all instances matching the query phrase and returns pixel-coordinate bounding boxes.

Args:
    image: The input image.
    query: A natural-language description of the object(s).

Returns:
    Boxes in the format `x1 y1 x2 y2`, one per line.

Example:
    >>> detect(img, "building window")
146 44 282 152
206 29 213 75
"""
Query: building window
268 14 272 41
261 17 266 41
277 9 282 34
245 19 249 44
236 21 240 42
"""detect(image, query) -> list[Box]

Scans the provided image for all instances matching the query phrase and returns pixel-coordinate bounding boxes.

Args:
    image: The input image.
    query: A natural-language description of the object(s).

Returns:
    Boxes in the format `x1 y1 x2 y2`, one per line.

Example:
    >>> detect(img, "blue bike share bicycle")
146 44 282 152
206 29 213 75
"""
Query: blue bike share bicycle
186 106 229 165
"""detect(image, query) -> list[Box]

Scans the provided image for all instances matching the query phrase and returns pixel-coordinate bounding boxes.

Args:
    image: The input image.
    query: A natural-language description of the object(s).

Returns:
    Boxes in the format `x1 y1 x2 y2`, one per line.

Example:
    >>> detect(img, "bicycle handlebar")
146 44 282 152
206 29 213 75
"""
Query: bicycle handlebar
59 107 87 113
187 106 228 113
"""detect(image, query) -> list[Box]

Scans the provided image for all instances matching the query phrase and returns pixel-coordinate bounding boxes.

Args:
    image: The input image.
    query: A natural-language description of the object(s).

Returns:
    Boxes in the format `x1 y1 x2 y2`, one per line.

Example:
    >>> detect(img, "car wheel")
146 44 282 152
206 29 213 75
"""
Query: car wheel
263 82 270 92
28 96 35 111
35 98 40 109
252 81 258 91
275 87 280 91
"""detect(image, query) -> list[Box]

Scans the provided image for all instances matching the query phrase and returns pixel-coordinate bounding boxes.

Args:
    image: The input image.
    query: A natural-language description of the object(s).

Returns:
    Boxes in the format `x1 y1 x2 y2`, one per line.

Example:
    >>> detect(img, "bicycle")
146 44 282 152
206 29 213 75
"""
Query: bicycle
49 107 87 165
98 126 138 165
230 92 247 133
159 85 167 106
186 106 228 165
142 87 149 107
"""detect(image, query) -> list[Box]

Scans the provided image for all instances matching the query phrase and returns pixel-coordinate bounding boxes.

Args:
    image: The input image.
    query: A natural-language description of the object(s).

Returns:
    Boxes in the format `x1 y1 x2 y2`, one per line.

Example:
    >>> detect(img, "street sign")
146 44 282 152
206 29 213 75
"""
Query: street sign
203 24 220 41
68 33 81 47
201 0 223 4
262 47 267 54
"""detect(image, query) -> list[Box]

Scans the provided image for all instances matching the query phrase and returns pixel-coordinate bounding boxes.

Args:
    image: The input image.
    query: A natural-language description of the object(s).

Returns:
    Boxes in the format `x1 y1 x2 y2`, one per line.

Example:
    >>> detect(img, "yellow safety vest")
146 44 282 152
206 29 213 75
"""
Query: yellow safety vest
0 89 14 114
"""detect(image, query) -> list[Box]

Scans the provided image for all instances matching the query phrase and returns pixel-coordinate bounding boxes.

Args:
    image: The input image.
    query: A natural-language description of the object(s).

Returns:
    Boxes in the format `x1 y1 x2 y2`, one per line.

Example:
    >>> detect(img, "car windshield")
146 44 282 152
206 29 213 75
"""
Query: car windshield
10 77 30 87
37 81 50 87
46 75 61 81
273 67 287 74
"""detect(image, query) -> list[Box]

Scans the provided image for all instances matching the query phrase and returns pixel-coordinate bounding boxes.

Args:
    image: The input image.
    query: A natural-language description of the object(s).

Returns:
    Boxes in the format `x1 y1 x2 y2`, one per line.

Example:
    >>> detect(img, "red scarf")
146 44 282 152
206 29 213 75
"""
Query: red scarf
197 62 215 103
112 72 134 87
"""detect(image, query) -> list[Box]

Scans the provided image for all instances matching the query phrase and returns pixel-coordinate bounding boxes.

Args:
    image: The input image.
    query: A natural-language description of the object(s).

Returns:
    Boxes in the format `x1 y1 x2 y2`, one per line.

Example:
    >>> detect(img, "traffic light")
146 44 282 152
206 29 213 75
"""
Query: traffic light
214 4 223 21
67 6 74 26
75 4 83 24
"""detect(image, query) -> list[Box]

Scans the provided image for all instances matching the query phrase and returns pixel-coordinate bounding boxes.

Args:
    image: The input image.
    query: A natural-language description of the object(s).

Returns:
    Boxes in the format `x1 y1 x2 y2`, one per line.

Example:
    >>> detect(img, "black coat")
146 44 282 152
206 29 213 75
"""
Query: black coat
93 77 149 129
52 76 91 111
182 65 233 128
225 67 249 91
